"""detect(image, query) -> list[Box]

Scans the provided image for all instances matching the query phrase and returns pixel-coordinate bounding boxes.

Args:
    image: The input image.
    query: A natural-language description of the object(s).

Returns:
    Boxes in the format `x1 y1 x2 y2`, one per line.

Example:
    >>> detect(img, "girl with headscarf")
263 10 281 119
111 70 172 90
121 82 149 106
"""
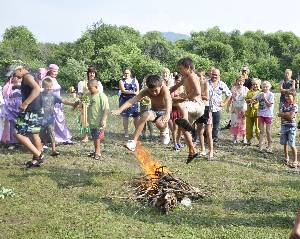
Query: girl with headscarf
1 76 22 147
37 68 47 88
42 64 75 144
77 67 103 142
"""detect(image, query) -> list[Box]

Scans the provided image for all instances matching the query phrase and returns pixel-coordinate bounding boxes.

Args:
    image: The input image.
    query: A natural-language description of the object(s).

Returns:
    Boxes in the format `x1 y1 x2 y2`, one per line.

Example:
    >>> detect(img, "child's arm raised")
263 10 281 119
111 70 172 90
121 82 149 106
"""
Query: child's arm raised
111 90 146 116
19 74 40 111
99 109 109 128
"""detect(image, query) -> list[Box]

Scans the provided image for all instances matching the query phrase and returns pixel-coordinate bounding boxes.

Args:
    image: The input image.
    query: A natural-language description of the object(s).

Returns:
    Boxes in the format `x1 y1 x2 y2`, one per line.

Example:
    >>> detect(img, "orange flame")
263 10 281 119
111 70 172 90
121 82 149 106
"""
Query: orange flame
133 142 168 180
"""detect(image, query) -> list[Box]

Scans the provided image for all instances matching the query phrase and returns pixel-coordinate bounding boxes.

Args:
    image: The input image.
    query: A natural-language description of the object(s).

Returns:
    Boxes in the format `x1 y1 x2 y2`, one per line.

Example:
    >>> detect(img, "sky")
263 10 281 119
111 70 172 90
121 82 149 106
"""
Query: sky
1 0 300 43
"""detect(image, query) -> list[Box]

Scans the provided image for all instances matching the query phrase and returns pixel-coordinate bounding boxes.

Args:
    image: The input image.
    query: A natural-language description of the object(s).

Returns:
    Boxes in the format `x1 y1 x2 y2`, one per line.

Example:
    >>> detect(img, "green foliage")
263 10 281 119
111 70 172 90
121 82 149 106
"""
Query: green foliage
59 58 88 88
1 23 299 89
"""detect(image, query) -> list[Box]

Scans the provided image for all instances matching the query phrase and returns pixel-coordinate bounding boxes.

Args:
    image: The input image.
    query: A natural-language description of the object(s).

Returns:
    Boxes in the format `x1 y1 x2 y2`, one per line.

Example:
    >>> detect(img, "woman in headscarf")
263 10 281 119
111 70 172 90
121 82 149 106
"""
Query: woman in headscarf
42 64 75 144
1 76 22 148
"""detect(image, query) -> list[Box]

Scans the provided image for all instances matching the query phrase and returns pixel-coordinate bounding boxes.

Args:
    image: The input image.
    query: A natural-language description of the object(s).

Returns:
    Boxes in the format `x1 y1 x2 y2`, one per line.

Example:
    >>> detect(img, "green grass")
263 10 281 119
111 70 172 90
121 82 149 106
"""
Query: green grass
1 93 300 238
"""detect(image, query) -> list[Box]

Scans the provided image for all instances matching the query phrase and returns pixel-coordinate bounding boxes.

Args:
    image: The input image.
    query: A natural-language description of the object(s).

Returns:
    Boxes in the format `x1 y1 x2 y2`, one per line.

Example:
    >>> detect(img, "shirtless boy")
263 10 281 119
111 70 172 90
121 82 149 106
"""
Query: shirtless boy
111 74 172 151
170 57 205 163
195 68 214 160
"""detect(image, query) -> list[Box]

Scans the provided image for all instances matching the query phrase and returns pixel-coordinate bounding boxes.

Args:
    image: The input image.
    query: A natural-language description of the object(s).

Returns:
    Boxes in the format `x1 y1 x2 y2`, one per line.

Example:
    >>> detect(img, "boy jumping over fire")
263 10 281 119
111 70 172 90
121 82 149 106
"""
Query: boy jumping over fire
169 57 205 163
111 74 172 151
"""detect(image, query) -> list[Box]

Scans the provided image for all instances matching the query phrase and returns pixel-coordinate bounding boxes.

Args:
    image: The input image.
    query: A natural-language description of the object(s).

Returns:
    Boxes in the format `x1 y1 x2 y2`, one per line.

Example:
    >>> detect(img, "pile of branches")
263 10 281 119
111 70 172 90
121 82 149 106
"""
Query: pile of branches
128 166 205 215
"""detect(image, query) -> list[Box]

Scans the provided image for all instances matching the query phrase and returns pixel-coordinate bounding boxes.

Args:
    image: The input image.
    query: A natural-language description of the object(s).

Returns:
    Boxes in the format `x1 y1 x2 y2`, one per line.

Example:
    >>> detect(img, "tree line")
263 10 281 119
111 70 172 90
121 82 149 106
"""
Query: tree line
1 20 300 89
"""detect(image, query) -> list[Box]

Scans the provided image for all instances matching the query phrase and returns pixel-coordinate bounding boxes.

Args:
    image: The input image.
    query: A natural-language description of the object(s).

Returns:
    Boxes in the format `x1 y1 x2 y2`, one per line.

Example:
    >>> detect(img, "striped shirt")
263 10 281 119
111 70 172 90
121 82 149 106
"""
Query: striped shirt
205 78 232 112
281 101 298 126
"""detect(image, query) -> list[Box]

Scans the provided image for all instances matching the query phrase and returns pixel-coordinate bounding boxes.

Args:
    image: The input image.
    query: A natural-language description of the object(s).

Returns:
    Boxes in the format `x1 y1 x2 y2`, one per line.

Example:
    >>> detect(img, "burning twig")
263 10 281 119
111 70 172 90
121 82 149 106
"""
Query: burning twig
129 143 205 215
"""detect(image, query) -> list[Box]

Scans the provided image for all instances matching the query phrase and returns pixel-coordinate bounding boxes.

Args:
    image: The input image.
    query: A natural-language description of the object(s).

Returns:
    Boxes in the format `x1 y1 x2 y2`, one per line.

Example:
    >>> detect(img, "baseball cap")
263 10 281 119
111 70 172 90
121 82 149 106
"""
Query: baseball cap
241 67 249 71
5 60 24 77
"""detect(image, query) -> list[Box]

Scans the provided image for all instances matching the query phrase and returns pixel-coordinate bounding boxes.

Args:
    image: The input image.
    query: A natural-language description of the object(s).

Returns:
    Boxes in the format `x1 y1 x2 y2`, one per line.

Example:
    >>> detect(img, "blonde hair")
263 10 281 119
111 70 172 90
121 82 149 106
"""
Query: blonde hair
162 68 170 75
262 81 272 88
252 78 261 86
285 69 292 74
236 75 245 83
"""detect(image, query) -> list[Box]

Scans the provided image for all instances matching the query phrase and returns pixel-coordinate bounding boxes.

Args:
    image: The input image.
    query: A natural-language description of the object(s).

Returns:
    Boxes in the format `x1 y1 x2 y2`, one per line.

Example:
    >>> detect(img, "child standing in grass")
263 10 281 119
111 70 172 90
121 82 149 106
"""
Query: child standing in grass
194 68 214 160
40 78 78 157
139 78 153 141
171 74 184 150
252 81 274 153
278 89 298 168
86 79 109 160
227 75 249 143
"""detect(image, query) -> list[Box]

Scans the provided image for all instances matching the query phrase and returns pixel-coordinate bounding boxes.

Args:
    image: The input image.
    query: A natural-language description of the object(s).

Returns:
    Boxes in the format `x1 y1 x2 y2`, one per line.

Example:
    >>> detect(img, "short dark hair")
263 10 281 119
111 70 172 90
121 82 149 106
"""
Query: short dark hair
174 74 182 81
286 88 296 97
146 74 162 89
123 67 131 73
87 67 97 79
42 77 53 88
177 57 194 70
87 79 98 87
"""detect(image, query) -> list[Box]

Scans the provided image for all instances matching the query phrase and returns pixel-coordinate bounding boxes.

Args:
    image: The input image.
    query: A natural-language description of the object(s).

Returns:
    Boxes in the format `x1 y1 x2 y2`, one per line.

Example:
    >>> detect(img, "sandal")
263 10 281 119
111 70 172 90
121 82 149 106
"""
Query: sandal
175 117 194 132
267 149 273 154
88 152 95 157
50 151 60 156
231 138 237 143
63 140 76 145
94 154 101 160
27 152 45 168
290 162 300 168
283 159 289 165
173 145 180 150
208 156 215 161
125 133 129 138
186 152 199 164
258 149 263 153
197 153 207 158
81 139 89 143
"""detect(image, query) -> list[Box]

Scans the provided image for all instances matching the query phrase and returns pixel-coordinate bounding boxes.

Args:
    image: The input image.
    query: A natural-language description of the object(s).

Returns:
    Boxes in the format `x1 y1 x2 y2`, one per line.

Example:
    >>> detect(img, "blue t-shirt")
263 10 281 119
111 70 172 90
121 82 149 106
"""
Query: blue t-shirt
42 92 62 125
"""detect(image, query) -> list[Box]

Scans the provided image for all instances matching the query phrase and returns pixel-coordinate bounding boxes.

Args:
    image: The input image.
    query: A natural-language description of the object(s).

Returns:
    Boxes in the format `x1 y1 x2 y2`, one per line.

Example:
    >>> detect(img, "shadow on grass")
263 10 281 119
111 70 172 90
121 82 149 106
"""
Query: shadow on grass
223 197 299 214
78 193 293 229
7 166 119 188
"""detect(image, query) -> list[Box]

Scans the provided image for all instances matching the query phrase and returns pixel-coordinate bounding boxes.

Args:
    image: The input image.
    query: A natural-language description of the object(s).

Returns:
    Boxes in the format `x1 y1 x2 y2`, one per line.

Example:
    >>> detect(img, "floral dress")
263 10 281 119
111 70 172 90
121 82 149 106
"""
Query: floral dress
230 86 248 135
119 78 139 117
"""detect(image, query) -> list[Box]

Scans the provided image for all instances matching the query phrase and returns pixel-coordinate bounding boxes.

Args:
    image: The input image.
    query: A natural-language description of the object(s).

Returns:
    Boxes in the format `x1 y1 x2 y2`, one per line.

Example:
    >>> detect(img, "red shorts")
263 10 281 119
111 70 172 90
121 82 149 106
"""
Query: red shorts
258 116 272 124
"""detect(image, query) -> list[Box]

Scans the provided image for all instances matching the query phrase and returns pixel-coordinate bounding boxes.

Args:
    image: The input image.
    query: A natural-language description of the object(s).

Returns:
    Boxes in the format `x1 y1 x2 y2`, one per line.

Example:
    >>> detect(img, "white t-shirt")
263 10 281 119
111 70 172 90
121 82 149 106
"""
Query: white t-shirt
78 79 103 94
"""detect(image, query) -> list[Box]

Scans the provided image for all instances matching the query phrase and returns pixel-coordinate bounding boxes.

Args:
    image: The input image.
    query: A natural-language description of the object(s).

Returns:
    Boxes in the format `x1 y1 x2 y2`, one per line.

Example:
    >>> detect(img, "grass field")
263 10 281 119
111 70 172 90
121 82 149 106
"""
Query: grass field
1 93 300 238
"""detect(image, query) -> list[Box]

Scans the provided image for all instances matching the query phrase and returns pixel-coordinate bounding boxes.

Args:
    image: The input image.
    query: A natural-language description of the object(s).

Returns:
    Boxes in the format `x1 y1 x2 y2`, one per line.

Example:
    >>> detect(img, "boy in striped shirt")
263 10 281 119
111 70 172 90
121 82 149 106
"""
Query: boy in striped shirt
278 89 298 168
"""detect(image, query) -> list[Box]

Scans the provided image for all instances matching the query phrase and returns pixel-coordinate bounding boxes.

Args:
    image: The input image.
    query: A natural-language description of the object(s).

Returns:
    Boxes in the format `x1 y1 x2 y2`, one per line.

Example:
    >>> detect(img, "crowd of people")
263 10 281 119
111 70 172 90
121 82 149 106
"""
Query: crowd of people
1 58 298 167
2 57 300 237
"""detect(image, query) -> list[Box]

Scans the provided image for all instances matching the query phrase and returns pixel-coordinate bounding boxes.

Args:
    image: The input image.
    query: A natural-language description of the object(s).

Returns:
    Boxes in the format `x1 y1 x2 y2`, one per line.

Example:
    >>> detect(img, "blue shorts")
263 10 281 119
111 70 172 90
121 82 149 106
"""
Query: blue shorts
14 109 44 135
280 125 296 147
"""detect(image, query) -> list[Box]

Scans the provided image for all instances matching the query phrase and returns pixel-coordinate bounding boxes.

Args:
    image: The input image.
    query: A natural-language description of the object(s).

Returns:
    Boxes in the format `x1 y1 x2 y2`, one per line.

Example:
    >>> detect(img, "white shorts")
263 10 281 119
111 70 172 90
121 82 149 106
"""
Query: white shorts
185 98 205 124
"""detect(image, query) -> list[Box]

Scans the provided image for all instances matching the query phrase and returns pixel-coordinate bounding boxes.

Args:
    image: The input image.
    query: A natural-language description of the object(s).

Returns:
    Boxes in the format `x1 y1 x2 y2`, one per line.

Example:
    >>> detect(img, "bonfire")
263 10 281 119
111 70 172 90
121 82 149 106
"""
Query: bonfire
129 142 205 215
